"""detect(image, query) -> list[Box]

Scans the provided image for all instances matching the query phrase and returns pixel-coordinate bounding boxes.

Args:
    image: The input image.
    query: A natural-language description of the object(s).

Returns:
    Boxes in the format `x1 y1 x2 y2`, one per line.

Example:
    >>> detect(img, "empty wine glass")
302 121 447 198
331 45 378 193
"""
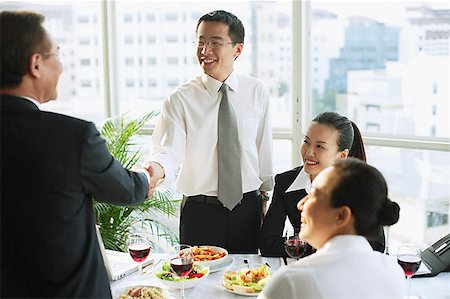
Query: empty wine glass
397 244 422 299
127 233 151 276
170 244 193 299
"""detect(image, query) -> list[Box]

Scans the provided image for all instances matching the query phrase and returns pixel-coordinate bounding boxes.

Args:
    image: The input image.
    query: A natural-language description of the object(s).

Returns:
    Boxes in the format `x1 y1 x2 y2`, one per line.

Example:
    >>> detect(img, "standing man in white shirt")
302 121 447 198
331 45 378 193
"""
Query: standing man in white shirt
145 10 274 253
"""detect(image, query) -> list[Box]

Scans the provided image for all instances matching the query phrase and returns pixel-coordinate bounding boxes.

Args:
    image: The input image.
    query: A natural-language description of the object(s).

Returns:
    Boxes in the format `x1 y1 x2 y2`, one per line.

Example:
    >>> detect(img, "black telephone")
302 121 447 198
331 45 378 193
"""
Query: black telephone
415 233 450 277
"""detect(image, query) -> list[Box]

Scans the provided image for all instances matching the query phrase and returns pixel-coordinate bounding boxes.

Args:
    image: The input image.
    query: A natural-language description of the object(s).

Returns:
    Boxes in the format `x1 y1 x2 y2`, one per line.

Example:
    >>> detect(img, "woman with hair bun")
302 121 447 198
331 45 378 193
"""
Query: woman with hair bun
260 112 385 258
258 158 406 299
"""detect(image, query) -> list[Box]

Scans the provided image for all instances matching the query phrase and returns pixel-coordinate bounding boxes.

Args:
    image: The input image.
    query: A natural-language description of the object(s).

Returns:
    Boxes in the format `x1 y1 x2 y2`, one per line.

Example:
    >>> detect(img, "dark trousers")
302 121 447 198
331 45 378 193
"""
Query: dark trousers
180 191 261 254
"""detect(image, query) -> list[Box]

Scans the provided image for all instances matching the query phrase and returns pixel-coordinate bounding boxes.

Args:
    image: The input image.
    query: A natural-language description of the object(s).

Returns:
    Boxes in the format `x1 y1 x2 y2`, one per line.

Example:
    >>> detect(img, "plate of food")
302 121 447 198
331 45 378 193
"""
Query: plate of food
113 285 170 299
191 245 228 268
154 260 209 289
222 264 271 296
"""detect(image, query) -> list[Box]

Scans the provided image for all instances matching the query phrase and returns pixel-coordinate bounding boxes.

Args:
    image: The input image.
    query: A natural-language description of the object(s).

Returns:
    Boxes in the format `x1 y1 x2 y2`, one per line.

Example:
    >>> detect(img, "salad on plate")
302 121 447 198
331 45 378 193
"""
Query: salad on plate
154 261 209 289
222 264 271 295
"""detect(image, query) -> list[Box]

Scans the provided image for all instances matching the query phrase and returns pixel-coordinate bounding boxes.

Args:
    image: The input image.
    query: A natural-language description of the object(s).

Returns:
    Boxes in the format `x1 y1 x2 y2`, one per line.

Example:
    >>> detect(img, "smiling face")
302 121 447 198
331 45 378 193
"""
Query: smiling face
301 122 349 181
196 21 243 82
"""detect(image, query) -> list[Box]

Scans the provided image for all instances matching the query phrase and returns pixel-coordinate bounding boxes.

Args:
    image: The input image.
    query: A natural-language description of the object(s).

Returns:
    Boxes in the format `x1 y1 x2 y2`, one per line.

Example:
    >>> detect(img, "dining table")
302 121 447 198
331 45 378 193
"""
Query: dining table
110 253 450 299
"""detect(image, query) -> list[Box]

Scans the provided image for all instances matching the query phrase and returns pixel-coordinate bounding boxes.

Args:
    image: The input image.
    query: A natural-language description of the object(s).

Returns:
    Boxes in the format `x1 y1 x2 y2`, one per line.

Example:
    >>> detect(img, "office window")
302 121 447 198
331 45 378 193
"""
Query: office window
0 1 106 123
112 1 293 123
310 1 450 251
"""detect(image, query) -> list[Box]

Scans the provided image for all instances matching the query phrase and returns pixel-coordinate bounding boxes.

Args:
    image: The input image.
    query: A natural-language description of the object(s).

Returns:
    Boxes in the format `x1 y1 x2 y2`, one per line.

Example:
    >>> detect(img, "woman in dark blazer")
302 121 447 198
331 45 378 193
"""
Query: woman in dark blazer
260 112 385 257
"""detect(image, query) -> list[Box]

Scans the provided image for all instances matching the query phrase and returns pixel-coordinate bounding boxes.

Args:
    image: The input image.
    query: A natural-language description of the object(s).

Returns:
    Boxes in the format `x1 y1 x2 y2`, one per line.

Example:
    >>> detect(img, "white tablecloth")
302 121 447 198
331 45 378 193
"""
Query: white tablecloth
110 253 450 299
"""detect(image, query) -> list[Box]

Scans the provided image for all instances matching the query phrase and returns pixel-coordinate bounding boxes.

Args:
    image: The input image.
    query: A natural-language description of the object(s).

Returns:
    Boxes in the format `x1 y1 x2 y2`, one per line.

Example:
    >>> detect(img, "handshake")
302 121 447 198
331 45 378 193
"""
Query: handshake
133 161 165 198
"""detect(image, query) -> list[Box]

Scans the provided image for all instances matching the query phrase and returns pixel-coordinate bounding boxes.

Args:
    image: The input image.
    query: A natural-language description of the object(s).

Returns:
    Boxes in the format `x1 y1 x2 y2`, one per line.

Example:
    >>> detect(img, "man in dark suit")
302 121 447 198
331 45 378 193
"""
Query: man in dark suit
0 11 150 298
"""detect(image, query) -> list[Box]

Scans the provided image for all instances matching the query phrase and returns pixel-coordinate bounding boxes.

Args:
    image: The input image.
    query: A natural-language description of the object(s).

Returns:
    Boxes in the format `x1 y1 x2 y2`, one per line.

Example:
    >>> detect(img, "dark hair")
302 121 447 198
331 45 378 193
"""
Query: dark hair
312 112 366 161
0 11 50 88
330 158 400 238
196 10 245 44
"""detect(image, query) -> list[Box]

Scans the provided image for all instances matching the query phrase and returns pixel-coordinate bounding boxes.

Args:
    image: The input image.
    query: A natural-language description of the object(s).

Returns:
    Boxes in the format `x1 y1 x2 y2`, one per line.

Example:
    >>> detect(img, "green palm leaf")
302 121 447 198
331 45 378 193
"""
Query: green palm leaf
94 111 180 252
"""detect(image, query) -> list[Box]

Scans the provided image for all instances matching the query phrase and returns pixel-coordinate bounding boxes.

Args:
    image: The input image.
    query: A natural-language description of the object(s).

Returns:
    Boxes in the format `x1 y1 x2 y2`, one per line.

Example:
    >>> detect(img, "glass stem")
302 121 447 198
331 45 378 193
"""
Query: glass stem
181 278 185 299
407 276 411 296
139 263 142 276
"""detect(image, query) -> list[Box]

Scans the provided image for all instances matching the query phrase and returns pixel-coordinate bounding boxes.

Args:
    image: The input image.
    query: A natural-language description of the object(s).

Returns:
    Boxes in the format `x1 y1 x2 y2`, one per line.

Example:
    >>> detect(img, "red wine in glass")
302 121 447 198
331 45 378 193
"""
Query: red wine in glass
127 233 151 275
284 238 307 259
397 255 421 277
128 244 151 263
170 257 194 277
397 244 422 298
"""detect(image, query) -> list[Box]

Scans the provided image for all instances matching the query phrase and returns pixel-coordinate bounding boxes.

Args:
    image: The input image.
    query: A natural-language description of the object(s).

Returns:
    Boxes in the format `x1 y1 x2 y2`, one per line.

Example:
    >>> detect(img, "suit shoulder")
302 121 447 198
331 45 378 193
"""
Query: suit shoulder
275 166 303 184
40 110 94 130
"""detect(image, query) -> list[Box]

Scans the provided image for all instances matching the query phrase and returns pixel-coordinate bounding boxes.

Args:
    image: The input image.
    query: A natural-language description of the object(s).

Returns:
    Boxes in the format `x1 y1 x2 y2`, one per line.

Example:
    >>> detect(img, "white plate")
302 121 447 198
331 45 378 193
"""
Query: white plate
192 245 229 268
223 286 259 297
209 256 233 273
113 285 170 299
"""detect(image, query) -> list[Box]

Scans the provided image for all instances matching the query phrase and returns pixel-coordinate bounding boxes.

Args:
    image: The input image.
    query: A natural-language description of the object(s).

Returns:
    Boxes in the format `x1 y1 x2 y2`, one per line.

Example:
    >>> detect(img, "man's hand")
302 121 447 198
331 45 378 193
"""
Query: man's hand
144 161 165 198
260 191 269 224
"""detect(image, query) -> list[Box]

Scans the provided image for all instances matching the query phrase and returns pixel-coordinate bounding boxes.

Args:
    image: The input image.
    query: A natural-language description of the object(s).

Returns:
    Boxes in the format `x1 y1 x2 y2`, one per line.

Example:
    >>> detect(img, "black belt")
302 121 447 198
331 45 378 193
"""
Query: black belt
185 190 260 206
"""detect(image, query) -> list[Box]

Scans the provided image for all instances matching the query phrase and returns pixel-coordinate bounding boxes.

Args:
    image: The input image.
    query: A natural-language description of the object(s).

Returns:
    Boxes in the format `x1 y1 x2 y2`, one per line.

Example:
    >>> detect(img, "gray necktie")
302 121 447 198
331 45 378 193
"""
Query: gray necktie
218 84 243 211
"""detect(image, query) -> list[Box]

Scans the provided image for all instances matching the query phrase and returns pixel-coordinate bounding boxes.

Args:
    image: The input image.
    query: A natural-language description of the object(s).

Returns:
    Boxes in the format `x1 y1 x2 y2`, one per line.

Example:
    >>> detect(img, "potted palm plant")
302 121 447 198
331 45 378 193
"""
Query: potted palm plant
94 111 180 252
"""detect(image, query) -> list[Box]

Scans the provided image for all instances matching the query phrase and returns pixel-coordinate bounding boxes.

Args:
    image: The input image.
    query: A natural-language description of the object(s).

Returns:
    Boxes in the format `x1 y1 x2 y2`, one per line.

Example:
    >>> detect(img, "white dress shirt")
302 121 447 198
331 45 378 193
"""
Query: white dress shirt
151 71 274 196
259 235 406 299
285 166 311 194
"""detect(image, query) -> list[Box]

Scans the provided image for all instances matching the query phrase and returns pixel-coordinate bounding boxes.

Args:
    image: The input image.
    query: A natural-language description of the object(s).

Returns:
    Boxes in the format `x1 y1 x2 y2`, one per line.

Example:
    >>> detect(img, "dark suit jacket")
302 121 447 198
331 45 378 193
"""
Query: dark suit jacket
0 95 149 298
260 166 385 257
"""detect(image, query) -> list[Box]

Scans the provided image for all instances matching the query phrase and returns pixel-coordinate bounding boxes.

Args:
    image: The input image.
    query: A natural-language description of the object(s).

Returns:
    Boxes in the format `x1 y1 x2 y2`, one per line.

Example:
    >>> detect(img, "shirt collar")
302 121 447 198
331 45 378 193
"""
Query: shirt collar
317 235 374 255
286 167 312 194
201 70 239 96
21 96 41 109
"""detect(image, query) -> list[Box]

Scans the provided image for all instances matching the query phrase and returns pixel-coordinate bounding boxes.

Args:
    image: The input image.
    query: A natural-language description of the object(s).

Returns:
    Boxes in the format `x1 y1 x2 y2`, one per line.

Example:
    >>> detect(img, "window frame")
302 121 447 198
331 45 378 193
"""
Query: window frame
99 1 450 168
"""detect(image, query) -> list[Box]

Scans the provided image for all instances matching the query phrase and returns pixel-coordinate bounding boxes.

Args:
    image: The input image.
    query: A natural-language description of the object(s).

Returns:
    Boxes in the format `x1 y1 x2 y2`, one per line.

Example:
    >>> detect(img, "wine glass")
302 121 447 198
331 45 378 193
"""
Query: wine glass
127 233 151 276
170 244 193 299
397 244 422 298
284 229 307 260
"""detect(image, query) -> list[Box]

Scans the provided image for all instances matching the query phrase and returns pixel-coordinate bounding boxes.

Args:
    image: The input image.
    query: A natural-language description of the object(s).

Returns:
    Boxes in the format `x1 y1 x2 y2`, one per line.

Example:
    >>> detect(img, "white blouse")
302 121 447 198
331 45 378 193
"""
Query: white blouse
259 235 406 299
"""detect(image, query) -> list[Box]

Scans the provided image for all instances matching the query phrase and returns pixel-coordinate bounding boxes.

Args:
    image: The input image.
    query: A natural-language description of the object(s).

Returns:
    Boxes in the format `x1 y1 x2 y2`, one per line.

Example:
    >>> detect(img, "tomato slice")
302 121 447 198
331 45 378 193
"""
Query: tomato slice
189 273 204 279
129 287 143 297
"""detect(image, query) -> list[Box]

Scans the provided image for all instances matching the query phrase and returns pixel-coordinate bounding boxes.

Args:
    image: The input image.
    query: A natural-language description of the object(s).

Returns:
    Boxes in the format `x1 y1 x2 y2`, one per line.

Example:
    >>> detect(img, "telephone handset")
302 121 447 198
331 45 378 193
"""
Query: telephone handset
416 233 450 277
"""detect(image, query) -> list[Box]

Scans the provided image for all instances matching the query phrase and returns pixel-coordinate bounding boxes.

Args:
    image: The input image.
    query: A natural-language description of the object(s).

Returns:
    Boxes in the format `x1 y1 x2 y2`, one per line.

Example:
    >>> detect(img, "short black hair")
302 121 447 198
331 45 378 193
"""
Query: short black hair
196 10 245 44
0 10 50 88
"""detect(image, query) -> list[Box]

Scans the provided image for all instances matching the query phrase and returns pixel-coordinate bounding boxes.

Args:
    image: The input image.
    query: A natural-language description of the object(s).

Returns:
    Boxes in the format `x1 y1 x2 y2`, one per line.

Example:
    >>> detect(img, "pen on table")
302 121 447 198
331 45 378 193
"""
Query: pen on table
143 258 162 275
282 257 288 266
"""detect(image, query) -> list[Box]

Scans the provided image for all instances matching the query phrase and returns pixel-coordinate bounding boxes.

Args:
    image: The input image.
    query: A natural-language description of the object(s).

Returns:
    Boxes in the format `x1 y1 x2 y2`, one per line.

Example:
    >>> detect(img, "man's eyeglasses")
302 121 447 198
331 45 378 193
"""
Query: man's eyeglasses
194 40 235 49
38 47 65 60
